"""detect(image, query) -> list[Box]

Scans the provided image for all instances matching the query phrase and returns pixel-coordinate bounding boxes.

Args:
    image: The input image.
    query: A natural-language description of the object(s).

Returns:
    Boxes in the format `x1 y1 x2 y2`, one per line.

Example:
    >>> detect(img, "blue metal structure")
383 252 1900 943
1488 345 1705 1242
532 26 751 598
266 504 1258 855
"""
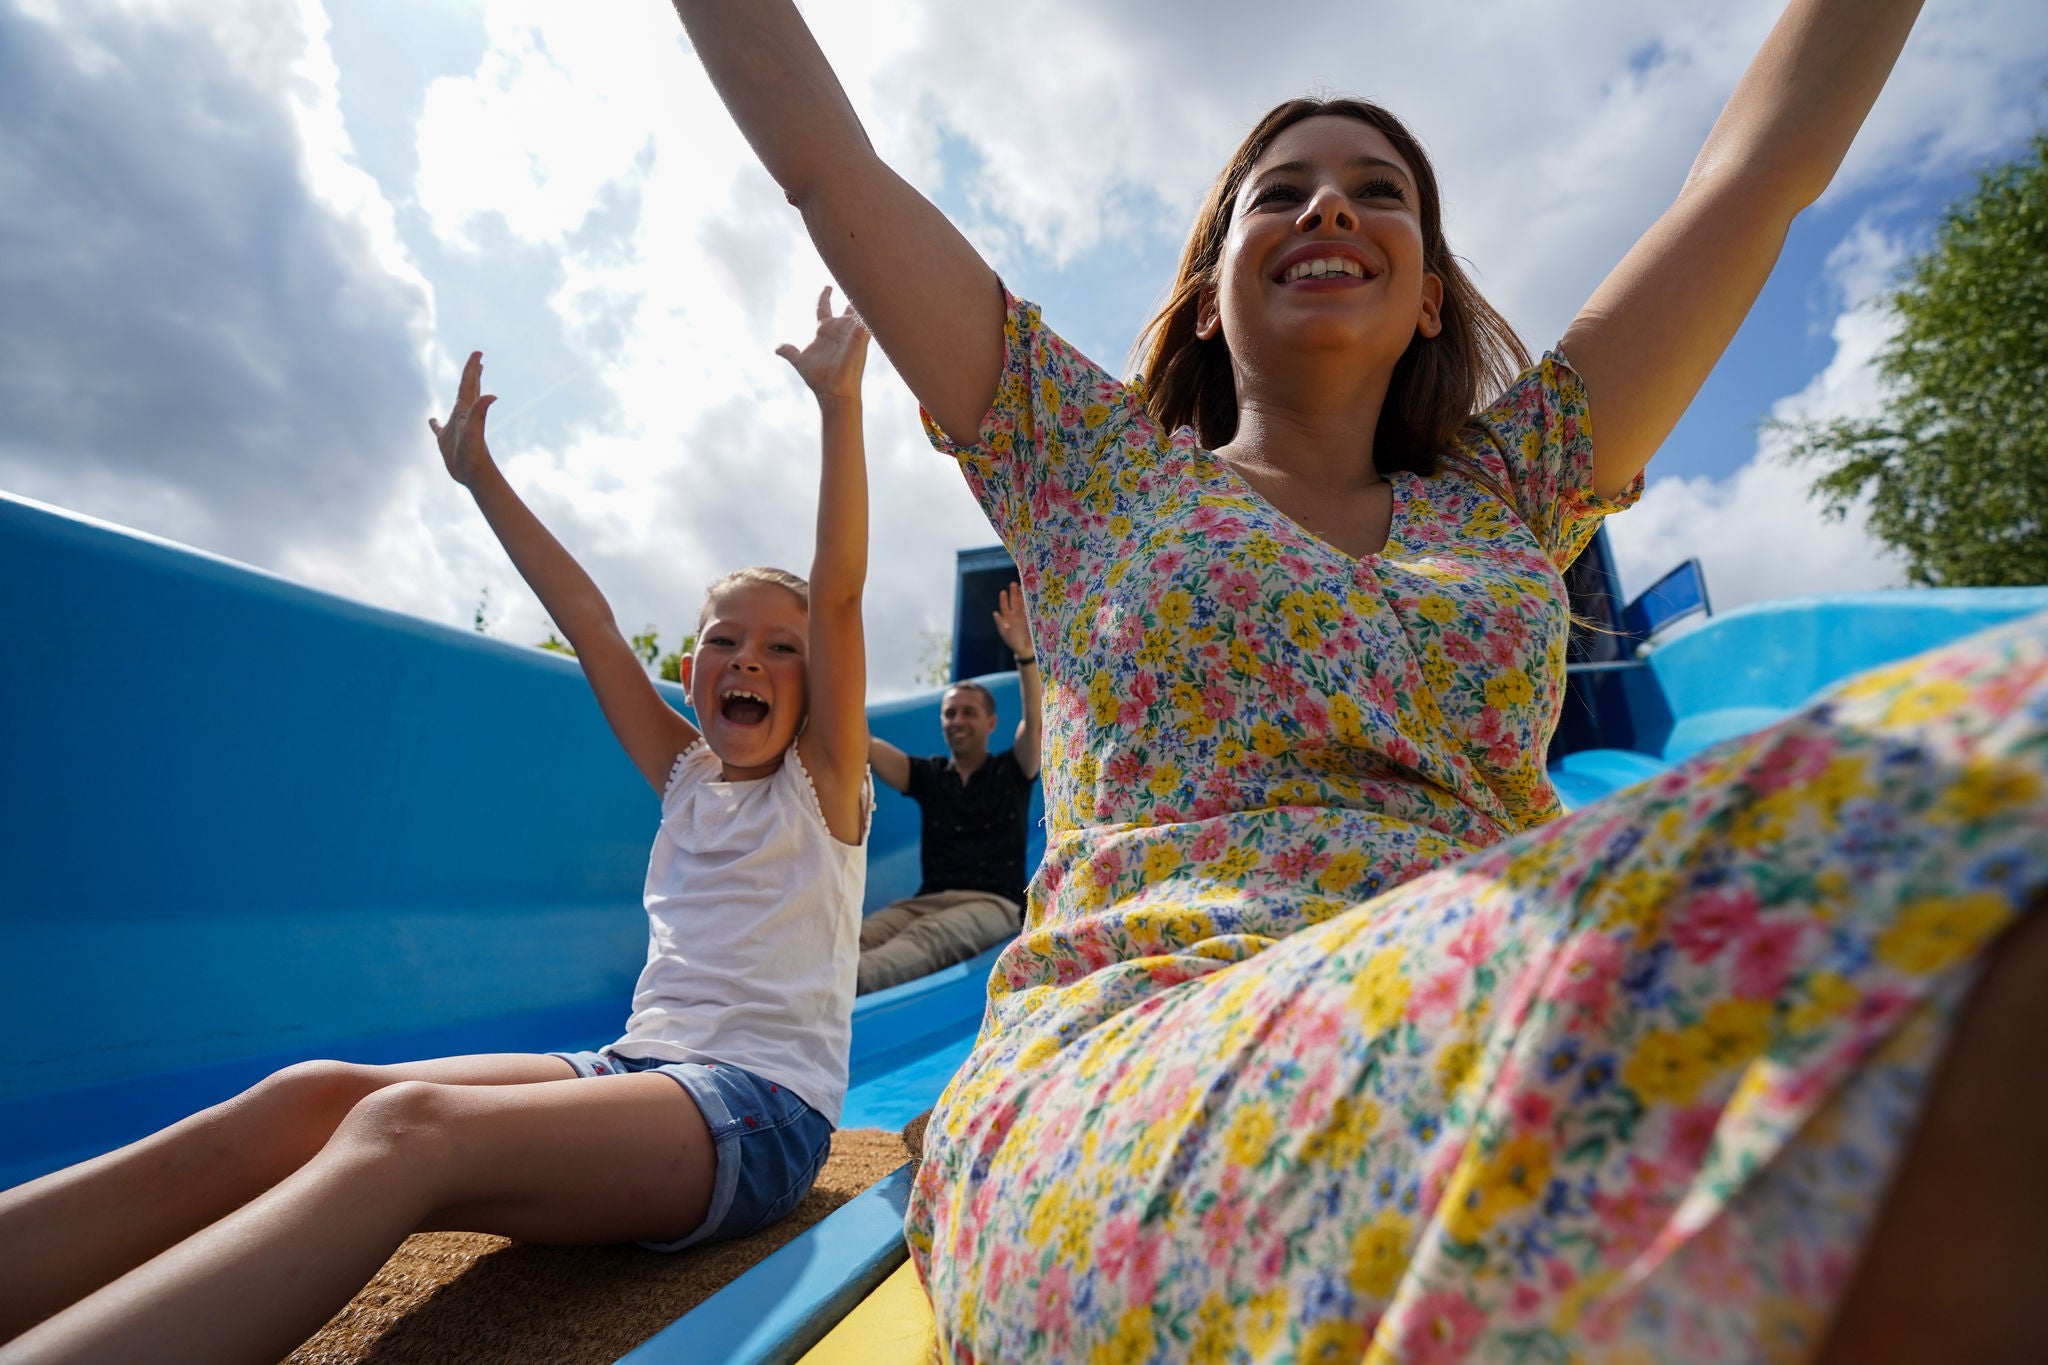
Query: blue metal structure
949 544 1025 682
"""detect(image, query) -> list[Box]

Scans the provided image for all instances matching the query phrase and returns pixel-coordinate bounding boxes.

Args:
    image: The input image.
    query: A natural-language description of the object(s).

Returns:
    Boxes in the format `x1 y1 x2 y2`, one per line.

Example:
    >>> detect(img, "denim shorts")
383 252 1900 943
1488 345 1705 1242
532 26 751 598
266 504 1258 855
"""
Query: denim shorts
550 1049 834 1251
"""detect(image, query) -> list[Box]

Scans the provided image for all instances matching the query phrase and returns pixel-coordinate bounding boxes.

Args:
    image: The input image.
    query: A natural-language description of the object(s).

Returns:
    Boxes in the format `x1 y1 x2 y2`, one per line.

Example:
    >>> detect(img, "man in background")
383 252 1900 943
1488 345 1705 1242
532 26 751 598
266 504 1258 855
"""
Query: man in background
861 583 1040 993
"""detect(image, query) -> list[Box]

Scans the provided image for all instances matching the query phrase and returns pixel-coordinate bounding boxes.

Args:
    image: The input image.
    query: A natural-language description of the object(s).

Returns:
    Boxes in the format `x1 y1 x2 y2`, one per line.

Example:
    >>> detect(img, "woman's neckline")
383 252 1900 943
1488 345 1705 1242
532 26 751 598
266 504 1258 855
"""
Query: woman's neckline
1207 449 1411 564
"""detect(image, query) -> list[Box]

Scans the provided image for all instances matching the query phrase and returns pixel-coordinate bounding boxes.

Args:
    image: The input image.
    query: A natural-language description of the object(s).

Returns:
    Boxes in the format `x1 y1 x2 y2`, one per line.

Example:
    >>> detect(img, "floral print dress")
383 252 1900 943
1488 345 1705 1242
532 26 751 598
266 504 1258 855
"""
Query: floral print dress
907 294 2048 1362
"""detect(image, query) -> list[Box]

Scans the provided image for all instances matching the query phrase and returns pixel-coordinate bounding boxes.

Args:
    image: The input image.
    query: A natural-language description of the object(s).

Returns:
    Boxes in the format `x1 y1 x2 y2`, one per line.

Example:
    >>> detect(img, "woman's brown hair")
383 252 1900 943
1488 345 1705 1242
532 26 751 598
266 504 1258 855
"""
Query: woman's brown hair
1133 97 1528 476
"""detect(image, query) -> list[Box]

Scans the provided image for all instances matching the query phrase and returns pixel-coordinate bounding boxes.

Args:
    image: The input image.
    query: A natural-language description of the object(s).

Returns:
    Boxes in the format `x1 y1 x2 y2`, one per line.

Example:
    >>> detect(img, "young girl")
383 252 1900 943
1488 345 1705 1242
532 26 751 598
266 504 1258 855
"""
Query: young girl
673 1 2048 1360
0 288 875 1364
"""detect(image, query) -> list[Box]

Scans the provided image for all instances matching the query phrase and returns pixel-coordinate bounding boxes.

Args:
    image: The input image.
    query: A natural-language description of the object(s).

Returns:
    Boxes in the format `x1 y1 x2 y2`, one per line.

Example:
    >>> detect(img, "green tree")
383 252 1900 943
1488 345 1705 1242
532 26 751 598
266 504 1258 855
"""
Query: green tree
917 628 953 689
659 636 693 683
1782 132 2048 587
536 626 692 681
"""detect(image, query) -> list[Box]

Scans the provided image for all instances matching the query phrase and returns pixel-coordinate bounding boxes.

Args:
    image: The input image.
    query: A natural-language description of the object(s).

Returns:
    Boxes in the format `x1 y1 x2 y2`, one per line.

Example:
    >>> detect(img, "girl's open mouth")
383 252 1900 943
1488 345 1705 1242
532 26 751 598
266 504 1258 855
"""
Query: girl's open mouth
720 691 770 726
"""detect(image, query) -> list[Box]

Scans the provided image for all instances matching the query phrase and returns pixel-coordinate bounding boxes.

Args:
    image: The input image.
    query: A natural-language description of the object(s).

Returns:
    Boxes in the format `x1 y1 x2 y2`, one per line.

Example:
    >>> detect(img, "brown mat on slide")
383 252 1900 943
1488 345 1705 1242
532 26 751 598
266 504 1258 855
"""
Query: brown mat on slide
284 1127 912 1365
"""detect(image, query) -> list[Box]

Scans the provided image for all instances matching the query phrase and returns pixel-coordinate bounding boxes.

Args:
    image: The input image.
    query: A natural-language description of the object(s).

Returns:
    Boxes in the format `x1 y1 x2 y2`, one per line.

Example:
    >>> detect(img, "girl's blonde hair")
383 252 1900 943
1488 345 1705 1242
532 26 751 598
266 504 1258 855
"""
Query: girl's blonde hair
696 566 810 630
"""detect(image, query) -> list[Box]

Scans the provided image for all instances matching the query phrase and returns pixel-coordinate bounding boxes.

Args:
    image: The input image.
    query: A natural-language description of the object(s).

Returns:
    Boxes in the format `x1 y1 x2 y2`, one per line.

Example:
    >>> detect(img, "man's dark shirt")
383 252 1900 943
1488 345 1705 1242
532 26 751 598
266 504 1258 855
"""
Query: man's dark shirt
905 748 1034 906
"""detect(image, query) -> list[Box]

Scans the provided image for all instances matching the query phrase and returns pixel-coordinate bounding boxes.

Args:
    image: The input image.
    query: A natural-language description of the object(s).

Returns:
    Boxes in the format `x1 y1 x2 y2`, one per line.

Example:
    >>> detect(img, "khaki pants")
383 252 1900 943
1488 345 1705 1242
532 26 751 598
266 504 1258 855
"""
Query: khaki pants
857 888 1022 995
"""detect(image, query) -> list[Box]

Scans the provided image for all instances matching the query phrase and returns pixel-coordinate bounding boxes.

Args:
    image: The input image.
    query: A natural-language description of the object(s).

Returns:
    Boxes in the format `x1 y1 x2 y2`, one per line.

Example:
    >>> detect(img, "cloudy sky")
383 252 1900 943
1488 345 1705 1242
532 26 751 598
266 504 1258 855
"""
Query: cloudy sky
3 0 2045 696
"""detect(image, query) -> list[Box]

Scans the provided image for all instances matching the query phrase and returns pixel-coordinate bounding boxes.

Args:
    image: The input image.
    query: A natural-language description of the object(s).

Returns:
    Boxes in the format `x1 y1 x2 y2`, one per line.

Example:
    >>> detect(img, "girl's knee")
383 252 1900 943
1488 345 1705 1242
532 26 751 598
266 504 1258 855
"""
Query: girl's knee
247 1060 384 1128
326 1081 465 1182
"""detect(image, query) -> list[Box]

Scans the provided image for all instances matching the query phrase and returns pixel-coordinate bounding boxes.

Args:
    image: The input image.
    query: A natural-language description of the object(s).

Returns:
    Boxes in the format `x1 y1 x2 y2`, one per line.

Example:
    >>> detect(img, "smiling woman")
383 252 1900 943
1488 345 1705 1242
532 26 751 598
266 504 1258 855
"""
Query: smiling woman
1135 97 1526 489
661 0 2048 1358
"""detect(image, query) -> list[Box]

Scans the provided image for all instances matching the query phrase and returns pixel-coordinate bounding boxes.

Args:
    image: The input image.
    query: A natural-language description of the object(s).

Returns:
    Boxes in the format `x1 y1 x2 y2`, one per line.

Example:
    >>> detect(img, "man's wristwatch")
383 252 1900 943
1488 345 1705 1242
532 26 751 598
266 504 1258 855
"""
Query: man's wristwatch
1015 655 1037 668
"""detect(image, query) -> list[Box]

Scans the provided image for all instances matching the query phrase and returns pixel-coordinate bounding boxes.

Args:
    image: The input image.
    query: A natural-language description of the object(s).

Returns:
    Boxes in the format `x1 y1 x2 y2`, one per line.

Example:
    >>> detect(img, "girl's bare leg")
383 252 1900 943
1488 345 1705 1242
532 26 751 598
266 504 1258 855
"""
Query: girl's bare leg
1816 907 2048 1364
0 1053 571 1342
1 1069 713 1365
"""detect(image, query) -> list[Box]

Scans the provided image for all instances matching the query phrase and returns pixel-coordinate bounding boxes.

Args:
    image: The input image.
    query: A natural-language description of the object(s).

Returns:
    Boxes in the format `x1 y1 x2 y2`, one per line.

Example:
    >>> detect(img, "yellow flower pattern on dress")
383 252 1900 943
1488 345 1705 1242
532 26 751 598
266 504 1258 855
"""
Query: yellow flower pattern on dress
908 295 2048 1364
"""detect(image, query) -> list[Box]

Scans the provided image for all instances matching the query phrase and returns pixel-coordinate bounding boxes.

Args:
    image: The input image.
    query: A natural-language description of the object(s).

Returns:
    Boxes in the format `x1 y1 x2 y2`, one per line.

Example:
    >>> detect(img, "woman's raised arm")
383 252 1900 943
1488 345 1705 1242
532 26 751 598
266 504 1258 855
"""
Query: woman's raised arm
1561 0 1924 499
670 0 1004 441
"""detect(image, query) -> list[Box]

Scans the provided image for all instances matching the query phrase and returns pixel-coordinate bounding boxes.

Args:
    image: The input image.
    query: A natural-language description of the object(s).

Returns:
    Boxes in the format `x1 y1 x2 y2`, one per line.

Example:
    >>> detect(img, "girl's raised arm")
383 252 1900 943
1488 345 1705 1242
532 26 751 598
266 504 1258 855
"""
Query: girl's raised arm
434 352 699 793
671 0 1003 443
1561 0 1924 499
781 289 873 846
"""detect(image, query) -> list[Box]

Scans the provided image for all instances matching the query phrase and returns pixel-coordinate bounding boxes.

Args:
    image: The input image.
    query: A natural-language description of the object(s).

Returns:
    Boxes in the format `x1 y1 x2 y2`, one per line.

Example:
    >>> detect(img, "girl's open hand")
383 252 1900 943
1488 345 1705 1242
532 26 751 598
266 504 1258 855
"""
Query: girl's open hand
776 287 870 404
428 351 497 487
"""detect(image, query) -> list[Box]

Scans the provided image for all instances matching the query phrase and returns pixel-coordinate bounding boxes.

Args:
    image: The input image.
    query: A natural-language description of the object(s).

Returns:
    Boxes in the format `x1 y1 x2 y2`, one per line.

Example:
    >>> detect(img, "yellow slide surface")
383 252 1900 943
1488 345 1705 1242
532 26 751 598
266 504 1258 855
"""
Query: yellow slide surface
796 1260 937 1364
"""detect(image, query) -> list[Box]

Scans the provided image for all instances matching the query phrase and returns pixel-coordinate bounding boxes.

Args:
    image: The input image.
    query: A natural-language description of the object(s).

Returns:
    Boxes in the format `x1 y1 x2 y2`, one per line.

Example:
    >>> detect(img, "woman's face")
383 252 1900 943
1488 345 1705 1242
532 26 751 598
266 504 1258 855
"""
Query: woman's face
1202 114 1442 379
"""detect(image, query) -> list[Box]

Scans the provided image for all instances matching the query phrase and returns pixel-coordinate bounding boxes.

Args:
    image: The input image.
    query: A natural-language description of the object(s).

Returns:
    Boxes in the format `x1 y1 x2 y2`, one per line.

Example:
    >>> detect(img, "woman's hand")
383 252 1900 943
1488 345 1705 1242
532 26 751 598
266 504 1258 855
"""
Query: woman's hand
428 351 497 487
776 287 870 406
992 581 1032 657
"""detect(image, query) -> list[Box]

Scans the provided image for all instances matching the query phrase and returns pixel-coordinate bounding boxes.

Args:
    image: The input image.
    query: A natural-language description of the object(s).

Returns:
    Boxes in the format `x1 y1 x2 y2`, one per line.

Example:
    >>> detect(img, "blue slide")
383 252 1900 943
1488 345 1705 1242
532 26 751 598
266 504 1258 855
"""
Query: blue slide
3 488 2042 1361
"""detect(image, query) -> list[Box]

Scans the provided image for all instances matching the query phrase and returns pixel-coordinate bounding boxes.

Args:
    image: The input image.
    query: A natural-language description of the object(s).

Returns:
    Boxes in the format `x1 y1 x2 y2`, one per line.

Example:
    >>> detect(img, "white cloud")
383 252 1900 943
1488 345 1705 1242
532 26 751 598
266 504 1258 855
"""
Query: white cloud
0 0 437 579
399 0 1002 694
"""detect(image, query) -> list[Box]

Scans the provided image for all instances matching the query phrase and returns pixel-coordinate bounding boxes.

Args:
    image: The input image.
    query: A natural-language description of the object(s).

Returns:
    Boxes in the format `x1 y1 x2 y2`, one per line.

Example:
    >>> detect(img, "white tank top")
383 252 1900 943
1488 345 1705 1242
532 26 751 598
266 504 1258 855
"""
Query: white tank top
609 739 868 1125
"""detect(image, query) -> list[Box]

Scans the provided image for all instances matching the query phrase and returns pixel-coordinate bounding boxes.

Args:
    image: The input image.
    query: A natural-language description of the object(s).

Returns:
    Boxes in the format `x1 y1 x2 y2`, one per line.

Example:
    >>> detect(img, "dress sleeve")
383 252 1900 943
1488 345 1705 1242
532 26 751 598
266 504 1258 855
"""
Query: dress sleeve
921 291 1156 550
1460 349 1642 570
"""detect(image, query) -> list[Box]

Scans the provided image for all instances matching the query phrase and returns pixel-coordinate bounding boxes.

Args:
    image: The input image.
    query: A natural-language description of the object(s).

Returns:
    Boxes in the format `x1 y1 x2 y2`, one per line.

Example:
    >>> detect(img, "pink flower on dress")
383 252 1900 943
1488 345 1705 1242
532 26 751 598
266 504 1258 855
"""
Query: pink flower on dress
1270 844 1330 882
1510 1090 1555 1132
1733 918 1803 999
1665 1102 1721 1170
1188 505 1245 538
1031 1261 1074 1339
1591 1158 1673 1257
1363 671 1398 714
1124 1225 1166 1304
1260 657 1306 703
1290 1006 1346 1057
1750 731 1836 795
1448 910 1502 968
1396 1290 1486 1365
1671 888 1761 963
1420 1139 1465 1215
1471 707 1506 746
1558 931 1628 1025
1216 569 1260 610
1408 967 1463 1024
1093 1211 1141 1280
